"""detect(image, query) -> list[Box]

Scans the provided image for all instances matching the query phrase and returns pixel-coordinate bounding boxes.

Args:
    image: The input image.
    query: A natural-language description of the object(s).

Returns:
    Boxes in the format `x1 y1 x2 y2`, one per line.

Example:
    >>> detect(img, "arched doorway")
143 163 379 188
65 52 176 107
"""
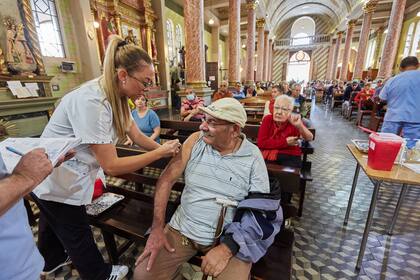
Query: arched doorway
287 50 311 83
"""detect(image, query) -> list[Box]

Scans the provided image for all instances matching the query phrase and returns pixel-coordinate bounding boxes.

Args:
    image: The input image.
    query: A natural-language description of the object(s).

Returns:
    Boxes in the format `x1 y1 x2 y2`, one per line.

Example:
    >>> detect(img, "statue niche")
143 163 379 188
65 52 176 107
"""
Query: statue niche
4 17 37 75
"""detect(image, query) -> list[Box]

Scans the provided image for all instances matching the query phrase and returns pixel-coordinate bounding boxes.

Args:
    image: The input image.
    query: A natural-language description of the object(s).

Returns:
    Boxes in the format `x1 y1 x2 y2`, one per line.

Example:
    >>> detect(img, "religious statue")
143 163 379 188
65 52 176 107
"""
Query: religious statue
178 46 185 69
124 29 138 45
0 47 9 75
4 17 37 75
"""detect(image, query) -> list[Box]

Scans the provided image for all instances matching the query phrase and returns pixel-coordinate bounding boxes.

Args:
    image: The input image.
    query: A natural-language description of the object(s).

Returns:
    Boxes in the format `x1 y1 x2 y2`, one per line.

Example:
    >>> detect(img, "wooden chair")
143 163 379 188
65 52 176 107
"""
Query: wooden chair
355 101 373 127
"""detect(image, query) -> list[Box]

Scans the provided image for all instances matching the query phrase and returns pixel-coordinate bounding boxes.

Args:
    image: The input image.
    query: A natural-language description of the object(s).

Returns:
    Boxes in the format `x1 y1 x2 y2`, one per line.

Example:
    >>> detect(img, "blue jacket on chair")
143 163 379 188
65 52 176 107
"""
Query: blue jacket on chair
220 188 283 263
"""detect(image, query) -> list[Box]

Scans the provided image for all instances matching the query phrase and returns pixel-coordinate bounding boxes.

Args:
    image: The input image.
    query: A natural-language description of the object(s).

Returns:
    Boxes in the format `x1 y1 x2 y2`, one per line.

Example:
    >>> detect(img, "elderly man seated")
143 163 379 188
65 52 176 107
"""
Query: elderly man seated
258 95 313 168
134 98 282 280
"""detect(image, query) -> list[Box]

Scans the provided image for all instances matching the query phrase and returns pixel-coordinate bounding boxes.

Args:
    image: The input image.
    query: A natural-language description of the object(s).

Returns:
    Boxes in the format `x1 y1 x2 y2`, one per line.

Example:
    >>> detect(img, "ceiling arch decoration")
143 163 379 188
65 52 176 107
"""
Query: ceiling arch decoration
268 0 359 36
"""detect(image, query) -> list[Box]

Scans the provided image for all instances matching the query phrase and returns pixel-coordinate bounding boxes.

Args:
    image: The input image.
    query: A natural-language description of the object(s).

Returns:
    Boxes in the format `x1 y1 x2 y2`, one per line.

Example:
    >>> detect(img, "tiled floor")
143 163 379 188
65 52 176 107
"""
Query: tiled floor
33 103 420 280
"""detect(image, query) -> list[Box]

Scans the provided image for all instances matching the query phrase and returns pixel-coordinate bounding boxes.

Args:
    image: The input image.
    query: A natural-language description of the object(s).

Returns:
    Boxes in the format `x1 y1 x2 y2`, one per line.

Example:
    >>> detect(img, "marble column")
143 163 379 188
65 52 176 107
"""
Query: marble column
183 0 212 103
377 0 407 79
228 0 241 86
245 0 257 85
211 26 219 62
372 27 384 69
353 1 377 79
267 39 273 82
331 31 344 80
326 38 336 80
263 31 269 82
256 18 265 82
339 20 357 81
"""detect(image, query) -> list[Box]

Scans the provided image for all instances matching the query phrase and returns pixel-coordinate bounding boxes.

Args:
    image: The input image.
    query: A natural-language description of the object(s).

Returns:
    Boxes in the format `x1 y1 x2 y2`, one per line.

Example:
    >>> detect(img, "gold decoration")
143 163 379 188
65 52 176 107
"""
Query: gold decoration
364 1 378 14
256 18 266 28
0 119 18 141
348 20 357 27
246 0 257 10
18 0 46 75
0 47 9 75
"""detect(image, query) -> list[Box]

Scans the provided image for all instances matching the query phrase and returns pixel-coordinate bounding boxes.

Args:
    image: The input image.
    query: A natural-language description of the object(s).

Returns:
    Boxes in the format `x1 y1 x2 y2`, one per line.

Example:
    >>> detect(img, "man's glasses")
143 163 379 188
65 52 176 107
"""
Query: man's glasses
128 74 154 88
201 116 233 128
273 106 292 113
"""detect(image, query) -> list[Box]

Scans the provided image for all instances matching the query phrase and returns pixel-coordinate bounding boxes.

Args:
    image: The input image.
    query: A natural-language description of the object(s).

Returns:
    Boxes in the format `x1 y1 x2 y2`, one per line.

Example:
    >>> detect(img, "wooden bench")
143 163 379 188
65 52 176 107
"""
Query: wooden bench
159 120 315 217
89 145 301 279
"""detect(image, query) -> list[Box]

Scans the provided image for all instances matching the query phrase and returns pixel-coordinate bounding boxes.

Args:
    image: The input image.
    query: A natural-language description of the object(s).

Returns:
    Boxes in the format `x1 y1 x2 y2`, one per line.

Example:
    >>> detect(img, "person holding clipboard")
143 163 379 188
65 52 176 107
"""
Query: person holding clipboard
31 35 180 280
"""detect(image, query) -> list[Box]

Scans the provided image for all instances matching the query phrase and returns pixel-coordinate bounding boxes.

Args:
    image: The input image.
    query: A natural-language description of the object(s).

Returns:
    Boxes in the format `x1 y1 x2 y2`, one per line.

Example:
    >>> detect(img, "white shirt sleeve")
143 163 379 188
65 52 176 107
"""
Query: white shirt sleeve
67 94 114 145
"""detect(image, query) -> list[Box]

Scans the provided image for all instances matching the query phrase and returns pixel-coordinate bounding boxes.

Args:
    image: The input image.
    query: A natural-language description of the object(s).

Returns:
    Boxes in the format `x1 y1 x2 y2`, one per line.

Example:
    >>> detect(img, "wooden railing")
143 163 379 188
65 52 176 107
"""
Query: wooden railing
274 34 331 50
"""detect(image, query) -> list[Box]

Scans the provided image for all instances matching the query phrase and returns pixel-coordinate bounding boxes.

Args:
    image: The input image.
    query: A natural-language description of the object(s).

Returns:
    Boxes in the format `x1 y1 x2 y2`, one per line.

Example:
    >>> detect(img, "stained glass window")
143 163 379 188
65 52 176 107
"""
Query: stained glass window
30 0 65 57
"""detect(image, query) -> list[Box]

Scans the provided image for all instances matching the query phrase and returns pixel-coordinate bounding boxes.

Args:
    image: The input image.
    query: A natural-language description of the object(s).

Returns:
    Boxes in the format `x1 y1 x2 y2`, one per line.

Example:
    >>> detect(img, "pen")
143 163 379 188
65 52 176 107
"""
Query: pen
6 146 24 156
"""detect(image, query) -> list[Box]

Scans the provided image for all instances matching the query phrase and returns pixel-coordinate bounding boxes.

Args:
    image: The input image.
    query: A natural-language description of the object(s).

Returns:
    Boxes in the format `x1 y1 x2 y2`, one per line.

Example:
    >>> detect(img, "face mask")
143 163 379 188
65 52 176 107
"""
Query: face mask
186 94 195 101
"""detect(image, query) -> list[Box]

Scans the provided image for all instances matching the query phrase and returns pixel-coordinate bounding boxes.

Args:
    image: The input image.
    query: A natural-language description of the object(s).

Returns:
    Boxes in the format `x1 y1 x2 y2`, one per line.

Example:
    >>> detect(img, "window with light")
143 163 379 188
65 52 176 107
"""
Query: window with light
30 0 65 58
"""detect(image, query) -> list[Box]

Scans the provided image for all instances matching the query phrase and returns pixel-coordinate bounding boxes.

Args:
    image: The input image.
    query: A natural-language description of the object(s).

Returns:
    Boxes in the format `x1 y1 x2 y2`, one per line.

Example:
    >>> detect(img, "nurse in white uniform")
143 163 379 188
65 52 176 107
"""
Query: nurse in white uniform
32 35 180 280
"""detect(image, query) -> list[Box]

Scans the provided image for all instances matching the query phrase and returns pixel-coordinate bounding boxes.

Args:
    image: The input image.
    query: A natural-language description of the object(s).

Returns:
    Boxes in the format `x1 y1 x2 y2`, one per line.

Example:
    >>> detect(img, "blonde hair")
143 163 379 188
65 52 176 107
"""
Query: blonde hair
100 35 153 139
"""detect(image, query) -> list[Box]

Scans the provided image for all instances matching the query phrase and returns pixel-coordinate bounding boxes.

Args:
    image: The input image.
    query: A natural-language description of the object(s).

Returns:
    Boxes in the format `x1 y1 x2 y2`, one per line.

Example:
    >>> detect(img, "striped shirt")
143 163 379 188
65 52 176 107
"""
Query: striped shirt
169 133 270 245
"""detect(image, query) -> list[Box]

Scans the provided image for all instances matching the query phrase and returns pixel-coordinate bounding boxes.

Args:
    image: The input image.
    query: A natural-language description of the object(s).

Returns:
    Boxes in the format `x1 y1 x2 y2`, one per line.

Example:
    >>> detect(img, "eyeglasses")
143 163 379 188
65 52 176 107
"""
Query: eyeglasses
201 116 234 128
128 74 154 88
273 106 292 113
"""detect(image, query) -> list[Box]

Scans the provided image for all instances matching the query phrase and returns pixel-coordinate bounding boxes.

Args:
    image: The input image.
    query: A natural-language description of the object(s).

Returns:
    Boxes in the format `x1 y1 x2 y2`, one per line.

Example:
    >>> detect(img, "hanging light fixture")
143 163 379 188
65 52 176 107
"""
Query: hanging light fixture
383 28 388 34
209 18 215 25
93 21 100 28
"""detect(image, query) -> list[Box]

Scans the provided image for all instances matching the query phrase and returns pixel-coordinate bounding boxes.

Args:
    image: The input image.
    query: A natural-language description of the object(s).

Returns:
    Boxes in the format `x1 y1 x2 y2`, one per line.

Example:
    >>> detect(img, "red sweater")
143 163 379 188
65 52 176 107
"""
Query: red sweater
257 114 302 160
354 89 374 103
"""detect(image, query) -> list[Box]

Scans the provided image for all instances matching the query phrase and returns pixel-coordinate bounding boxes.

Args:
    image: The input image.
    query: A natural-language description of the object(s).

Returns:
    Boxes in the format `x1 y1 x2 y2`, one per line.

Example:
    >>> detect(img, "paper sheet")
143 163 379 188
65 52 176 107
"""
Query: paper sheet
403 163 420 174
7 81 32 98
0 137 82 173
25 83 39 97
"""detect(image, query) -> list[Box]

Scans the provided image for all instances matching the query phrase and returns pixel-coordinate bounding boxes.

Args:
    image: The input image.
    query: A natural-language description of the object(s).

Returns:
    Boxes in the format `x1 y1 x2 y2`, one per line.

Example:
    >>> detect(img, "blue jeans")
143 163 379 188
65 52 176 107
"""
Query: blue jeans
381 121 420 148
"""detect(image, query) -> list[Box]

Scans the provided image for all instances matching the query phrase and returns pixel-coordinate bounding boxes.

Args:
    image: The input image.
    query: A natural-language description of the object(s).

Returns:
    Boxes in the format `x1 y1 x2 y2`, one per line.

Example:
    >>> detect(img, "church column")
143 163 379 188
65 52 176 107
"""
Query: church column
326 37 335 80
372 27 384 69
183 0 212 103
263 31 269 82
245 0 257 86
377 0 407 79
268 39 273 82
331 31 344 80
211 26 220 62
256 18 265 82
339 20 356 81
353 1 377 79
228 0 241 86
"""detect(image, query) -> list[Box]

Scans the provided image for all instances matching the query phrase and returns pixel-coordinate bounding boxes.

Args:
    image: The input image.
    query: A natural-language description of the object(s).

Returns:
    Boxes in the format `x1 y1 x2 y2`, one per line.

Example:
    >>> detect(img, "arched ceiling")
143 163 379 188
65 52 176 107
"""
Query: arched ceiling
170 0 420 40
267 0 358 35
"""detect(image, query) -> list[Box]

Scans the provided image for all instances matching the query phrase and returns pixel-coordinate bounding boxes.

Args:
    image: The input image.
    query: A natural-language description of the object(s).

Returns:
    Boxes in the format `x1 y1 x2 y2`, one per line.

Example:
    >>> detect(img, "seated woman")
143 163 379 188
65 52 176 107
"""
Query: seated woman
181 89 205 121
354 82 375 110
129 95 161 143
264 84 285 116
258 95 313 168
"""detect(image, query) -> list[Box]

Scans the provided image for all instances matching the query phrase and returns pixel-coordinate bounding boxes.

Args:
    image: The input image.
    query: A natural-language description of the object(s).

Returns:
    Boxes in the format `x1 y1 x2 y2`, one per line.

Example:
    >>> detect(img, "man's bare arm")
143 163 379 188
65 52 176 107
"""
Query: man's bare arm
152 132 201 230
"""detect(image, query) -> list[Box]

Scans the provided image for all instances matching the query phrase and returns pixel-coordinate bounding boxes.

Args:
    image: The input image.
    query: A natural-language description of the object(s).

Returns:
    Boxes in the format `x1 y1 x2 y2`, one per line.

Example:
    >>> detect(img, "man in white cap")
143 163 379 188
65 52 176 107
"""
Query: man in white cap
134 98 270 280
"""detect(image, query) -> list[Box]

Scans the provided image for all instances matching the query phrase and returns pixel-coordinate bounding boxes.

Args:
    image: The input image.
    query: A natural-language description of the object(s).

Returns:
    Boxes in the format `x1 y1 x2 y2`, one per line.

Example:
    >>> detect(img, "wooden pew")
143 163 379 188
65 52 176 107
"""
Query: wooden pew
159 120 315 217
89 145 301 279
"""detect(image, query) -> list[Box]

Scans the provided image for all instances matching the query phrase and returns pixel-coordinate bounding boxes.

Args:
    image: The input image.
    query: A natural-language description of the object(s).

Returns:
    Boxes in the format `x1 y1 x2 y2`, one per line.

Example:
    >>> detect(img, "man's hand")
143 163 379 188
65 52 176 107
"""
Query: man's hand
289 114 303 129
201 244 233 277
286 136 299 146
135 227 175 271
12 148 53 189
